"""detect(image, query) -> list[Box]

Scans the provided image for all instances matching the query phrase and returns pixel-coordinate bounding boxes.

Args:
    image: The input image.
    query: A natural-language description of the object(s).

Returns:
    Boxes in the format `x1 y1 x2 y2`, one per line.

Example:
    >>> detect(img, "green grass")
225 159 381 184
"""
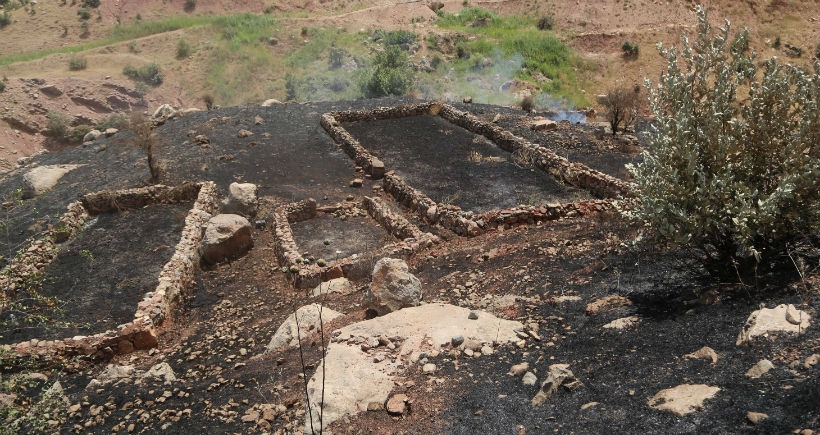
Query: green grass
0 14 223 66
433 7 589 107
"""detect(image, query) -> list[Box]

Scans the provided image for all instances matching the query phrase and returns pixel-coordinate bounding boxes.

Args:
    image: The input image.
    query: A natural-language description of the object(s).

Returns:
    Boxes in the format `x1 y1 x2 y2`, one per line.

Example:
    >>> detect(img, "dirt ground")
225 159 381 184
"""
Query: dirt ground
0 98 817 434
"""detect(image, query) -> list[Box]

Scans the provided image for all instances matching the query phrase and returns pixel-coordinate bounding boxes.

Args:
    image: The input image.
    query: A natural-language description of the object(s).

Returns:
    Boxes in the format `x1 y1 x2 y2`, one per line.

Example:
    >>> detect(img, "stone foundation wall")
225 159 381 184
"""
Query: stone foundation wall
476 200 618 229
271 196 438 289
321 101 632 203
383 173 482 237
0 181 219 362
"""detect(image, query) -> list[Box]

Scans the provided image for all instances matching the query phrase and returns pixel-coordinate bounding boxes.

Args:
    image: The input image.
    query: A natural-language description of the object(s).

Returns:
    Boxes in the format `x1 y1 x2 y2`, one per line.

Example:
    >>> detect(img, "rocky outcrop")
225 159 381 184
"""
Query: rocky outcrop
364 258 422 316
21 164 83 199
200 214 253 265
304 303 524 433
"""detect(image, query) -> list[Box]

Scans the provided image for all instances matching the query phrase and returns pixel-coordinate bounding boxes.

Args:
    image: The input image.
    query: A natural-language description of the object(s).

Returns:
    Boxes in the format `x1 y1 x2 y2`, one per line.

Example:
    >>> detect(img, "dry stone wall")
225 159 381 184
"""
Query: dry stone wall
0 181 218 362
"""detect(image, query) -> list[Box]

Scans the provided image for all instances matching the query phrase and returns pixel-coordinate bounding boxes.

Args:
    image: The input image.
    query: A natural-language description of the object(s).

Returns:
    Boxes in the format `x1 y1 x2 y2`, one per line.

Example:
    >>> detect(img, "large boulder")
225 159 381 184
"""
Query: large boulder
265 304 343 353
21 164 83 199
364 258 422 316
221 182 258 218
200 214 253 265
83 129 102 143
648 384 720 416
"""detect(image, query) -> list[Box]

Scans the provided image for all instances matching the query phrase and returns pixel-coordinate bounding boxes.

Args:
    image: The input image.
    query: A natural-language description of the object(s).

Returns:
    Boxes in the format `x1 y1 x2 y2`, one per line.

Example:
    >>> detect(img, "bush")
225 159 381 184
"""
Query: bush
202 93 214 110
82 0 100 7
176 38 192 59
601 86 639 134
68 56 87 71
184 0 196 12
0 81 5 92
537 16 554 31
328 46 345 69
123 62 163 86
96 113 128 131
520 95 534 112
46 110 72 139
77 8 91 20
626 6 820 281
621 41 639 59
0 11 11 27
360 45 415 97
68 124 92 144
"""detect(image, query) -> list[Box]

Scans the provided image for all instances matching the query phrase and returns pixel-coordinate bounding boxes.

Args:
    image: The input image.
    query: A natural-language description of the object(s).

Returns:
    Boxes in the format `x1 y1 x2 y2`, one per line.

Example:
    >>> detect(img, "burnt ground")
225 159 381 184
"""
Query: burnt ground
0 203 190 345
290 213 396 262
343 114 590 213
0 97 818 435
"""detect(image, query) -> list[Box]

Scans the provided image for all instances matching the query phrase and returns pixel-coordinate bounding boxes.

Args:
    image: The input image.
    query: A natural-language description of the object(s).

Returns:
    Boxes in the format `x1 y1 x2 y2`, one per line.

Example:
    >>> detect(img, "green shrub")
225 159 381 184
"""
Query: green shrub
537 16 554 31
96 113 128 130
77 8 91 20
46 110 72 138
176 38 192 59
520 95 534 112
184 0 196 12
123 62 163 86
621 40 639 59
360 45 414 97
626 6 820 280
82 0 100 7
0 11 11 27
68 124 92 143
379 29 417 47
0 81 5 92
68 55 87 70
328 46 345 69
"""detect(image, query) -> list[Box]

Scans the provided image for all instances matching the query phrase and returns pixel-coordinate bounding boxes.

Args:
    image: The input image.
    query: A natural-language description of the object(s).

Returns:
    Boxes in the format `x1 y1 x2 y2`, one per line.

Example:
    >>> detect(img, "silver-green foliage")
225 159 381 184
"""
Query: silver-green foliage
626 6 820 275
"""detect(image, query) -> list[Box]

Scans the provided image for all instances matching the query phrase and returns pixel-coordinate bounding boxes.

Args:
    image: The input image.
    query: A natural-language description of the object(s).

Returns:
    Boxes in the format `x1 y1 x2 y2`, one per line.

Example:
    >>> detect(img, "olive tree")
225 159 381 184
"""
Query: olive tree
626 6 820 280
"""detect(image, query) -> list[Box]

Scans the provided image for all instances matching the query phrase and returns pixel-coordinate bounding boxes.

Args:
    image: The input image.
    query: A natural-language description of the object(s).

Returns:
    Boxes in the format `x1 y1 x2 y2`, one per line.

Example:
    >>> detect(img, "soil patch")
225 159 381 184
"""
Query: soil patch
342 114 590 213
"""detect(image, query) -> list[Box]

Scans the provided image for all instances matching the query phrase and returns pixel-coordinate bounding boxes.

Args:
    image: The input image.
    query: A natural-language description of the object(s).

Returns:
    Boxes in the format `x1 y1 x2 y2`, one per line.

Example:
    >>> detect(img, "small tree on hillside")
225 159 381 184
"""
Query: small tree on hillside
625 6 820 281
601 86 639 134
360 45 415 97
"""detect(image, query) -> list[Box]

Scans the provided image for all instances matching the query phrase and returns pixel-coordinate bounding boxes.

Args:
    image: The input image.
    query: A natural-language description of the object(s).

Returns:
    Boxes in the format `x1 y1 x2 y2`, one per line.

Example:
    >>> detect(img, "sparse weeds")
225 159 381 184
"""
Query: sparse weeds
123 62 163 86
68 55 87 71
176 38 193 59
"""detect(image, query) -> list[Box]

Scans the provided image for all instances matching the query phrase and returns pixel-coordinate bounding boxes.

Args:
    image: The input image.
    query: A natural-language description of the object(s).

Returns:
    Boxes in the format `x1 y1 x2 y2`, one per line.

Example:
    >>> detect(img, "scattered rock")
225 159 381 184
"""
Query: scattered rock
804 354 819 369
194 134 210 145
386 394 409 415
522 372 537 386
746 359 774 379
21 164 83 199
221 182 258 218
261 98 282 107
349 178 363 188
603 315 640 330
312 277 354 296
39 85 63 97
422 363 437 374
468 311 479 320
364 258 422 316
531 118 558 131
531 364 583 406
684 346 719 365
139 363 177 384
104 128 118 137
586 295 632 315
266 304 343 352
736 304 811 345
254 115 264 125
581 402 600 410
152 104 177 122
508 362 529 376
200 214 253 265
747 411 768 425
451 335 465 347
237 129 253 138
648 384 720 416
